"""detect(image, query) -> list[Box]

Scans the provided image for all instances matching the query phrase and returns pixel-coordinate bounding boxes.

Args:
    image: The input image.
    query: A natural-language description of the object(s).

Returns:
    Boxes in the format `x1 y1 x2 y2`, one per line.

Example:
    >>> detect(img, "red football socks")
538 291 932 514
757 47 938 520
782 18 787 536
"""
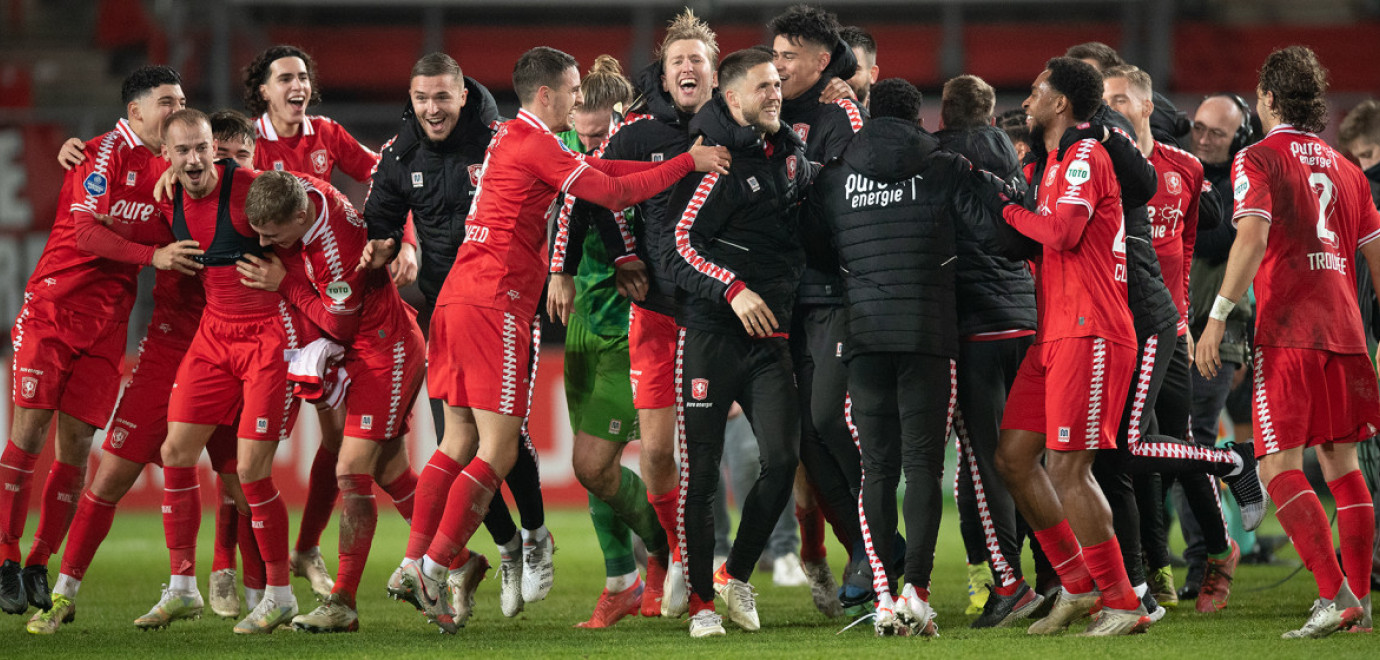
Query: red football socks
1031 520 1095 595
1269 469 1345 600
649 487 681 563
1327 470 1375 600
381 468 418 524
211 489 238 573
797 504 827 563
333 474 376 600
242 477 290 587
59 491 117 580
163 466 201 576
406 452 463 561
0 442 39 563
25 459 83 567
238 510 266 590
426 458 501 567
295 446 340 553
1083 537 1140 611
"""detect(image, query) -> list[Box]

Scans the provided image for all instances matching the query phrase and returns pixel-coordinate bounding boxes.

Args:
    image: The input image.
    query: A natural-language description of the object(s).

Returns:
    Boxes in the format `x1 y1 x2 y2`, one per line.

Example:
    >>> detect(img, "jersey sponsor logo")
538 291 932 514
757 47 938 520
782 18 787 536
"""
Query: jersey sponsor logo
361 415 373 431
651 153 664 162
125 171 138 187
311 149 329 174
111 199 156 222
1164 171 1182 196
792 123 811 143
609 419 622 435
109 427 128 449
467 163 482 187
1234 175 1249 201
326 280 352 304
747 176 761 193
20 376 37 399
412 172 424 188
1064 159 1091 186
786 155 798 181
83 172 108 197
691 378 709 401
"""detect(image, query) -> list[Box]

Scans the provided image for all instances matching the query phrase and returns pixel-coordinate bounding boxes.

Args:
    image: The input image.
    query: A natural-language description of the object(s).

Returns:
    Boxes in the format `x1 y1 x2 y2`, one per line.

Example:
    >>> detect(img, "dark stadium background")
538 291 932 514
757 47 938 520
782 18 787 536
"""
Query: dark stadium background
1 0 1378 506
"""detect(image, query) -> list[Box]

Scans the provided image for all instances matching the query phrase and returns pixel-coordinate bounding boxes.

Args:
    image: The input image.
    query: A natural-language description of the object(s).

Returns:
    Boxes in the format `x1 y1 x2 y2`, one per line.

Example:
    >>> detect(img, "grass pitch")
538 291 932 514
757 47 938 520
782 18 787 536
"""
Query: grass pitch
1 501 1373 658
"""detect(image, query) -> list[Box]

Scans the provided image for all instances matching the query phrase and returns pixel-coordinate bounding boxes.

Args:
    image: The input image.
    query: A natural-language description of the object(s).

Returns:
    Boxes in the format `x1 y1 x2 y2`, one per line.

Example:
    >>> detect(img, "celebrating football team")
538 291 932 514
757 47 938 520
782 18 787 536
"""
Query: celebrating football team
2 2 1377 642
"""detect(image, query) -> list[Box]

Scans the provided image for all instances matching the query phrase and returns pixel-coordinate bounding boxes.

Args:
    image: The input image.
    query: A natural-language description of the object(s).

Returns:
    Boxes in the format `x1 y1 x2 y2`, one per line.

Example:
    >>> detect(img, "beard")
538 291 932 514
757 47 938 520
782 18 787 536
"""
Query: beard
744 104 781 135
1029 120 1047 148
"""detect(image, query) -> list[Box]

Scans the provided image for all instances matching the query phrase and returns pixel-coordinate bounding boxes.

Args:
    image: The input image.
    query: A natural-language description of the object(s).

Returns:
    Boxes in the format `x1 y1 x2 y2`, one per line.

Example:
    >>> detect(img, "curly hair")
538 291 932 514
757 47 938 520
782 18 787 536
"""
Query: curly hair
997 107 1031 150
580 55 635 113
768 4 840 51
121 65 182 105
242 45 322 117
1258 46 1329 133
870 78 923 123
1045 57 1104 122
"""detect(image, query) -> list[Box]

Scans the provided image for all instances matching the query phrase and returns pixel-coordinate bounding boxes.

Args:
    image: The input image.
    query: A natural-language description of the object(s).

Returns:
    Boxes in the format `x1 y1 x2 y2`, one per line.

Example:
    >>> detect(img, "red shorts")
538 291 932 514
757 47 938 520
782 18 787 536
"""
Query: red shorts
104 333 237 472
167 307 302 441
10 295 127 428
1251 346 1380 457
628 305 678 410
1002 337 1135 451
428 303 535 417
344 319 426 440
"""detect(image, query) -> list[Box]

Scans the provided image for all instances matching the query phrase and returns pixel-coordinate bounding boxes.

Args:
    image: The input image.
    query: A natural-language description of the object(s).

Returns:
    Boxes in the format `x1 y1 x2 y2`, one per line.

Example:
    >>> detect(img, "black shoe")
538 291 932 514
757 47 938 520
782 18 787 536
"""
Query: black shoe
1178 563 1205 601
971 582 1044 628
1222 442 1265 531
1028 585 1060 620
0 559 26 614
23 565 52 611
838 551 875 609
1142 590 1165 622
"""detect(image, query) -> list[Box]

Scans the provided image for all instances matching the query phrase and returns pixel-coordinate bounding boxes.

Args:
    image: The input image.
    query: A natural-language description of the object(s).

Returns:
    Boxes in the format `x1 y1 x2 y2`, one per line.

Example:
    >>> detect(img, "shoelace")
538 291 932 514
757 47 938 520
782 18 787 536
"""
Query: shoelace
836 611 878 635
729 581 757 613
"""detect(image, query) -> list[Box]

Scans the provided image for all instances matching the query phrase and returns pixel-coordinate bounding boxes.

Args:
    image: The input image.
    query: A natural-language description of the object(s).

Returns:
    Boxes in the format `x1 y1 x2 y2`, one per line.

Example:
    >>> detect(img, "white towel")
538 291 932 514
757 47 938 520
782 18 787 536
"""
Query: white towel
288 338 349 407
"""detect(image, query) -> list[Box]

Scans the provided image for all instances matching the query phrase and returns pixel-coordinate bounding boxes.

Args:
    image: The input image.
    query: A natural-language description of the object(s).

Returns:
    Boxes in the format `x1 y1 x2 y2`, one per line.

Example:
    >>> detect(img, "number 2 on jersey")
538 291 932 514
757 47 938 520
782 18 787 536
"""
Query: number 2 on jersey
1310 172 1337 247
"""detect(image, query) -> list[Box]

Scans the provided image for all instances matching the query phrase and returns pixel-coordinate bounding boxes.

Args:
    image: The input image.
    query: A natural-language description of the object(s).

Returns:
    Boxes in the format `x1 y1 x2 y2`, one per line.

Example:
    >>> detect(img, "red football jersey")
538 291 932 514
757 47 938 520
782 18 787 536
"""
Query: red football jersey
165 164 280 316
1013 138 1134 348
27 120 169 319
1147 141 1205 335
437 110 594 319
282 174 412 348
1232 124 1380 353
253 114 379 183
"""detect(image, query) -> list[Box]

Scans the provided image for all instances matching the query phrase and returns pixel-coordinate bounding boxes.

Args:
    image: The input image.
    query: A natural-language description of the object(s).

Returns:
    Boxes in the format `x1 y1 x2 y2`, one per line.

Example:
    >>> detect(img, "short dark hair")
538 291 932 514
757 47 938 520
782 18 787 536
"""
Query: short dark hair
243 45 322 117
162 108 210 140
839 26 876 59
717 47 776 93
1259 46 1329 134
121 65 181 105
1045 57 1104 122
997 108 1031 150
870 78 923 123
769 4 840 51
941 75 995 130
411 52 462 81
1065 42 1124 72
513 46 578 105
209 109 255 145
245 170 308 227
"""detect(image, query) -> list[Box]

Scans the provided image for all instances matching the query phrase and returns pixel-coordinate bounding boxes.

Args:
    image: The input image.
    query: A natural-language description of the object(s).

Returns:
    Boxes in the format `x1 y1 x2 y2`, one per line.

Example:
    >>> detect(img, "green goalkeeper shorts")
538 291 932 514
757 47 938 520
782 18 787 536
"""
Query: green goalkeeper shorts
564 313 637 442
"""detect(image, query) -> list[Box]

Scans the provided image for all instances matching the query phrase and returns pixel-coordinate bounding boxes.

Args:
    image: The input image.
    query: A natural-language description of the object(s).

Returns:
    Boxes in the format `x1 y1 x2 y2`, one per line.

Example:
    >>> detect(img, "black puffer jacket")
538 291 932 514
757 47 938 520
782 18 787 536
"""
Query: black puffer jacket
782 37 867 307
935 126 1037 336
363 76 499 306
664 96 813 337
811 118 972 358
588 61 699 317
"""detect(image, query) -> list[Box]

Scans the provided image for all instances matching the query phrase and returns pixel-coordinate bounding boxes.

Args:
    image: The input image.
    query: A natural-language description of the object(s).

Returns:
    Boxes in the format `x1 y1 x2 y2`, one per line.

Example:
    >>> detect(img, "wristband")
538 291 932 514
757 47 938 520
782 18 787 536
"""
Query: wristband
1209 295 1235 322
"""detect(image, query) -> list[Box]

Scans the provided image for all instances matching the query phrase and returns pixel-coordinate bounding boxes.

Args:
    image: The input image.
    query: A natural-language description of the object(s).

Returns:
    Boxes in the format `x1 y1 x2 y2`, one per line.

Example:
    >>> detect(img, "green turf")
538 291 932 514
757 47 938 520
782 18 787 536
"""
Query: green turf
1 501 1373 658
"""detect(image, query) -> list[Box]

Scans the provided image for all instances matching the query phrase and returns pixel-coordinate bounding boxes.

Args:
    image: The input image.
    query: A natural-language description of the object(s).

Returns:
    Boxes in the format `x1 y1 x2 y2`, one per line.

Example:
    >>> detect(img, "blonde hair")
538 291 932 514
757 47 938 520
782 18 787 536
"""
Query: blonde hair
581 55 635 113
657 8 719 67
1103 64 1153 98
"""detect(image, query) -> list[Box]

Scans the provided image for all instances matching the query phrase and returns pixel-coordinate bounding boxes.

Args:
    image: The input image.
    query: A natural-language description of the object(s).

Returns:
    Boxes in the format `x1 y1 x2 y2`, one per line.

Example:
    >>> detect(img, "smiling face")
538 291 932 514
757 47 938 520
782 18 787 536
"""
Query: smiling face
260 56 312 127
661 38 716 114
215 136 255 169
1022 70 1063 141
410 73 467 142
544 66 583 133
727 62 783 135
164 119 218 198
129 83 187 149
772 35 827 101
1190 96 1244 166
1102 75 1151 135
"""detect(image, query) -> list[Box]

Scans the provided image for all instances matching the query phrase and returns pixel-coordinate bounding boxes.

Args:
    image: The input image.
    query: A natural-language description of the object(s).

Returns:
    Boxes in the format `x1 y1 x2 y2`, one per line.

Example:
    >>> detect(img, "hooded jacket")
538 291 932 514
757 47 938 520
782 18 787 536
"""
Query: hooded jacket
363 76 499 305
811 118 975 357
781 37 867 307
664 95 813 337
934 125 1038 336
